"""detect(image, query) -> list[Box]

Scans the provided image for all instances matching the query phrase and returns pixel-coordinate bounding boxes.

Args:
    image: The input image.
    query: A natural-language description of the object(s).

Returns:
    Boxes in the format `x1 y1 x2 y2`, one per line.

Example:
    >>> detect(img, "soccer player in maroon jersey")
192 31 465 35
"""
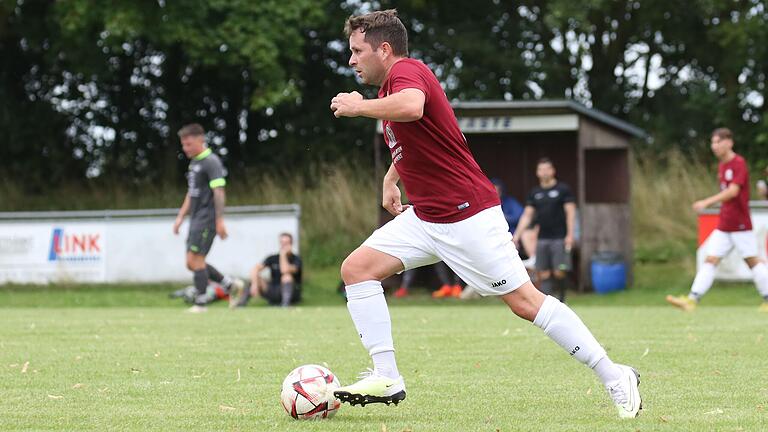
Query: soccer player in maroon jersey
667 128 768 311
329 10 642 418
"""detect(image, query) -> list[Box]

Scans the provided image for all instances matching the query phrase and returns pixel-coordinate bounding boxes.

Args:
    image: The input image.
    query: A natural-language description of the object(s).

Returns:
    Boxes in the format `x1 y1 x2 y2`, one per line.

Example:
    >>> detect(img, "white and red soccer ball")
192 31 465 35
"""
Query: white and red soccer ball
280 364 342 420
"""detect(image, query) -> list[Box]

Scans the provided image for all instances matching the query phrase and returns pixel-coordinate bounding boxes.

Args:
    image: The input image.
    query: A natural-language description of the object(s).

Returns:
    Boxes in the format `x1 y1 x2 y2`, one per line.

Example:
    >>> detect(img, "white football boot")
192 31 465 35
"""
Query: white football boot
605 364 642 418
334 369 406 407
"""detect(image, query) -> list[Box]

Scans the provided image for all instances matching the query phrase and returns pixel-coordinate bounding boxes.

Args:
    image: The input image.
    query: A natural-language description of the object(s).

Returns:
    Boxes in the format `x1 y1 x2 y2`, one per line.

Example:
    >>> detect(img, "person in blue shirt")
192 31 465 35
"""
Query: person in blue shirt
490 178 524 234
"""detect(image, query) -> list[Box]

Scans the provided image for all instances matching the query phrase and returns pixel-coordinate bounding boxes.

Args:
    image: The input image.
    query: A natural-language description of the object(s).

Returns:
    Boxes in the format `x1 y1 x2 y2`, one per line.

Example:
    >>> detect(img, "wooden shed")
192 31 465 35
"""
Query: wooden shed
374 100 647 291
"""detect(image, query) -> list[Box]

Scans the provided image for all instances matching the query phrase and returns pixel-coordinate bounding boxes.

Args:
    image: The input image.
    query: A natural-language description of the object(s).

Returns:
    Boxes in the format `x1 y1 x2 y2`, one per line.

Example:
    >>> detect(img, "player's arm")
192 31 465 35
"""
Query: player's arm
693 183 740 212
382 163 409 216
278 247 299 275
173 194 191 234
279 258 299 275
212 186 228 239
331 89 425 122
564 202 576 251
513 206 536 244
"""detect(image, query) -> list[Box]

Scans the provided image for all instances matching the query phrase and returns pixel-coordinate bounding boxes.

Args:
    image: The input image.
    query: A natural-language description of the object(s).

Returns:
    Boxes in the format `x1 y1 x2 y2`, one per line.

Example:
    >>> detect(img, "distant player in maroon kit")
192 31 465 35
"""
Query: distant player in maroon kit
328 9 642 418
667 128 768 311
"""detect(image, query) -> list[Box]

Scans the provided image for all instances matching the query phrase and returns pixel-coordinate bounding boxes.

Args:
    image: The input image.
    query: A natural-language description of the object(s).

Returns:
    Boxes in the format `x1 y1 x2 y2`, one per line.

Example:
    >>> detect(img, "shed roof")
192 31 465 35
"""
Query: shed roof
451 100 647 139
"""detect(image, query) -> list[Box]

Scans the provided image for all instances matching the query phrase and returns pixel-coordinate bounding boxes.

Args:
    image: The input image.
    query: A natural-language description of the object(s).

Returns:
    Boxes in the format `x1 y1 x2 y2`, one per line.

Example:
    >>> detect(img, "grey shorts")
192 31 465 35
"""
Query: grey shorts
536 238 571 272
187 226 215 256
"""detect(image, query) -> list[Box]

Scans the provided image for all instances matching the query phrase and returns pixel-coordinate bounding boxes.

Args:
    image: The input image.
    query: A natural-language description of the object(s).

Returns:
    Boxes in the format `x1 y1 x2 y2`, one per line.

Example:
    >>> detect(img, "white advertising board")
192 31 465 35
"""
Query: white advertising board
0 205 300 284
697 202 768 281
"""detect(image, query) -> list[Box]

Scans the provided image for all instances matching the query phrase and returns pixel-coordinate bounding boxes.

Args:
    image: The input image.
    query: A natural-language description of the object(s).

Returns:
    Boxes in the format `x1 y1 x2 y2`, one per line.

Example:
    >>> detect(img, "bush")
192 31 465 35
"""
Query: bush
631 149 713 264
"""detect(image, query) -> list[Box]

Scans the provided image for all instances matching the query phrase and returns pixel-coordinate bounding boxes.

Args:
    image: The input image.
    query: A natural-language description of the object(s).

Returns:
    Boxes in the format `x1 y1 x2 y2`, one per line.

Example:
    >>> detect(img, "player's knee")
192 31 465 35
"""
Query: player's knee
281 274 294 284
186 253 205 270
340 256 364 285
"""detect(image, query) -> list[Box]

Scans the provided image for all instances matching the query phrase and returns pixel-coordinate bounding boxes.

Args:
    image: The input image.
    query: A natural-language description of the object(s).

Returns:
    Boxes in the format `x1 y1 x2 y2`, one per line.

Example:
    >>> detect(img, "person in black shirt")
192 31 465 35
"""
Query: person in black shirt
514 158 576 301
232 232 302 307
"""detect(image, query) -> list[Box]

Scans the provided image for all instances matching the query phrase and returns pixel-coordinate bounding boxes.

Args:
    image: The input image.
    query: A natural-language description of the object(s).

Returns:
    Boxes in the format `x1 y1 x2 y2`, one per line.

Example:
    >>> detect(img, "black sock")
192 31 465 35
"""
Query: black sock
435 262 451 286
193 268 209 305
539 277 554 295
206 264 224 283
555 277 566 302
280 282 294 307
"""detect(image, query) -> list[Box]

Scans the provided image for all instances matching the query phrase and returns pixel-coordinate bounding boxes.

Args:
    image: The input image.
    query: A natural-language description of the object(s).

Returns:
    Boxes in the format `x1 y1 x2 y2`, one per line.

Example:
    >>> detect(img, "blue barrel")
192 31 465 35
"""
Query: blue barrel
590 251 626 294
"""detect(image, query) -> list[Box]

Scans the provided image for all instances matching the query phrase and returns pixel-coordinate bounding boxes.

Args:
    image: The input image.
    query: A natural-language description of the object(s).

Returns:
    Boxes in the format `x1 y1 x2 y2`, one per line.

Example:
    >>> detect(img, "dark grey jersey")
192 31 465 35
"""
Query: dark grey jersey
187 148 226 229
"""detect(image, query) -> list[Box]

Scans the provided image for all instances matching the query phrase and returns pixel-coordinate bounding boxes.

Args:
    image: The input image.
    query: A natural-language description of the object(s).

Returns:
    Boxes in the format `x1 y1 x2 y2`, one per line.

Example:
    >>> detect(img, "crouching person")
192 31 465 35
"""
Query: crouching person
231 232 302 307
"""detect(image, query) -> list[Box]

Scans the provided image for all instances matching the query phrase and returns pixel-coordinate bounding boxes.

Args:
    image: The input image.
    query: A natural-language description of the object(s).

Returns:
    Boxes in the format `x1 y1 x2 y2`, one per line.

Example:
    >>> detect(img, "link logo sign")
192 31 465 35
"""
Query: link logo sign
48 228 103 262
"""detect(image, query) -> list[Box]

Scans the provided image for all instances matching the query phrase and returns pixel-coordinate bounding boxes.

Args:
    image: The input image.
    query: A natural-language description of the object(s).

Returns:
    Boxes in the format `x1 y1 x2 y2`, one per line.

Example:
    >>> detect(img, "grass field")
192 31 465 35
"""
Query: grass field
2 263 768 431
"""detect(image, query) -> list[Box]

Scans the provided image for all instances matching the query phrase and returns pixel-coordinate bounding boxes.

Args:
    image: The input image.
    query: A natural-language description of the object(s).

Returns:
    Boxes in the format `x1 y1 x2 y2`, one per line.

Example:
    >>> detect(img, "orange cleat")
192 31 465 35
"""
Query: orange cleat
450 284 463 298
393 286 409 298
432 284 453 298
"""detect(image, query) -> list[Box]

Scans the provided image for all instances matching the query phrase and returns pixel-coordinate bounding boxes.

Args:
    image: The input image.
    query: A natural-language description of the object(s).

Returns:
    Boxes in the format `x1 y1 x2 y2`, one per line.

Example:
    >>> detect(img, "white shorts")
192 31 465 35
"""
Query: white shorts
362 206 530 296
706 229 758 258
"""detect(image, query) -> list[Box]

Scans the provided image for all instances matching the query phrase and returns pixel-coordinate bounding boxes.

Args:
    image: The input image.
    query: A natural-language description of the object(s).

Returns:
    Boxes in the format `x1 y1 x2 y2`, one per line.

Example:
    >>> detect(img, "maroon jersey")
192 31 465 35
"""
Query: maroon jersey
379 58 499 223
717 154 752 231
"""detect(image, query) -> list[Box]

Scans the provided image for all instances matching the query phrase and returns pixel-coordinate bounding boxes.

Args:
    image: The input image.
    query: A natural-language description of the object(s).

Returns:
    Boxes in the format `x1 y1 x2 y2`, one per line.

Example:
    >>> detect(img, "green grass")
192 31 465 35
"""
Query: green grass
2 262 768 431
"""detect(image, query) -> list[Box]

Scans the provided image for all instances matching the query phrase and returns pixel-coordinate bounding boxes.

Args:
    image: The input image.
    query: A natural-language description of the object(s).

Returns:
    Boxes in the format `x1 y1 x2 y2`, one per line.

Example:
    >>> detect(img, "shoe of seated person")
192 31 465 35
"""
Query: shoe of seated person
228 278 247 308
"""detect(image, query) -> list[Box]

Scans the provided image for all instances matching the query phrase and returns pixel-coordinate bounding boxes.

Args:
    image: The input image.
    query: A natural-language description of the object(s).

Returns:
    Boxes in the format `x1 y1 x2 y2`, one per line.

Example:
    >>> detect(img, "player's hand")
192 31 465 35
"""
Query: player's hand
564 234 574 253
330 91 363 118
512 234 522 249
692 200 708 213
172 217 183 235
382 181 410 216
216 219 228 240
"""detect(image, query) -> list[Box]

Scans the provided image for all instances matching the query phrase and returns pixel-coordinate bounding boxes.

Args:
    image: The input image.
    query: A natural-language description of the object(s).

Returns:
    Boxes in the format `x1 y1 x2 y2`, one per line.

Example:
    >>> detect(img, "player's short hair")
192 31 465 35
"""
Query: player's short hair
537 157 554 168
177 123 205 138
279 232 293 243
344 9 409 57
711 128 733 141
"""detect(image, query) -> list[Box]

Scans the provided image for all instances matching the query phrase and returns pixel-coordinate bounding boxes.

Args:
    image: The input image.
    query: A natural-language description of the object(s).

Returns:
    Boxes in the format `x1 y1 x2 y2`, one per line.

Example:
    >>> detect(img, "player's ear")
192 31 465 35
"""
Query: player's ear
380 42 392 59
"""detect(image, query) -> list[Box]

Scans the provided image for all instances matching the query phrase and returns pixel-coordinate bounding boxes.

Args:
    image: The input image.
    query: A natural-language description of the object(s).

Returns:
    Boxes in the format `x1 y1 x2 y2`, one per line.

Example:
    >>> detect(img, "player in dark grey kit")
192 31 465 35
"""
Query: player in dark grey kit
173 123 243 312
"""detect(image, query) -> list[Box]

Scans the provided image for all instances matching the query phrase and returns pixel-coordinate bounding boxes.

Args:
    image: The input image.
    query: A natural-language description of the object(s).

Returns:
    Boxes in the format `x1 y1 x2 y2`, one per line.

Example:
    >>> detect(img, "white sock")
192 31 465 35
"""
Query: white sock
689 262 717 301
533 295 620 385
345 280 399 379
751 262 768 300
593 357 623 384
372 351 399 379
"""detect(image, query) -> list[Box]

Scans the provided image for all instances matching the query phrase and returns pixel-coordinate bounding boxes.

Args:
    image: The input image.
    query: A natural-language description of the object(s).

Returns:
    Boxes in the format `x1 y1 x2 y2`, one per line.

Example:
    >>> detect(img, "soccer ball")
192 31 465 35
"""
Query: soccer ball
280 364 342 420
